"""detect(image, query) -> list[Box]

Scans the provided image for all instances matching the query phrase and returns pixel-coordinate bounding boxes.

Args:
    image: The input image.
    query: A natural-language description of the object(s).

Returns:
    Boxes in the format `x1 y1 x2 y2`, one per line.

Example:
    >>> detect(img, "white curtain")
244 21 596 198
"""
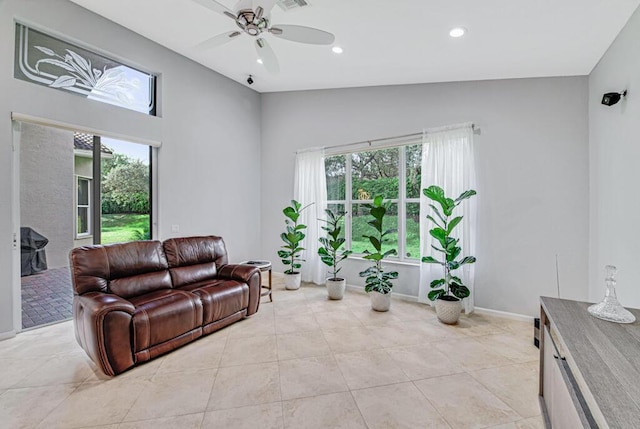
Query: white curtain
419 124 478 313
293 149 327 284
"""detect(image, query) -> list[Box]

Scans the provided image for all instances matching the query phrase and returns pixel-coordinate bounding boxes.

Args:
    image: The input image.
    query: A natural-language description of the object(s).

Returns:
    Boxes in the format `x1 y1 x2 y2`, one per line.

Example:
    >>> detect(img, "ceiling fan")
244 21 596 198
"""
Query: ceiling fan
192 0 335 74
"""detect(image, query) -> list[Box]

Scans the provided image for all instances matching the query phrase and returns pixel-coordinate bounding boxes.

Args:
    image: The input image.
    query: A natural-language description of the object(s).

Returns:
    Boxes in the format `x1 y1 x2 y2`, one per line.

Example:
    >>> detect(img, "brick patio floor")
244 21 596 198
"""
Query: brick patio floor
21 267 73 329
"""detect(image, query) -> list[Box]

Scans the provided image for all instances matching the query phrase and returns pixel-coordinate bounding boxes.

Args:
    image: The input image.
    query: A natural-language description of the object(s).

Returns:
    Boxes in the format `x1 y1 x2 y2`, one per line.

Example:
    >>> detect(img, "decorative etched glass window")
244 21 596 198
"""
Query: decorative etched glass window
15 23 157 115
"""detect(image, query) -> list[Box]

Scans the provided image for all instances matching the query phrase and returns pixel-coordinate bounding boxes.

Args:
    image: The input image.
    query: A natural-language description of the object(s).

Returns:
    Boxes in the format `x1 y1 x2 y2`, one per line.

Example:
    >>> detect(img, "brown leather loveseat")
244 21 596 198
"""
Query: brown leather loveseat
70 235 260 376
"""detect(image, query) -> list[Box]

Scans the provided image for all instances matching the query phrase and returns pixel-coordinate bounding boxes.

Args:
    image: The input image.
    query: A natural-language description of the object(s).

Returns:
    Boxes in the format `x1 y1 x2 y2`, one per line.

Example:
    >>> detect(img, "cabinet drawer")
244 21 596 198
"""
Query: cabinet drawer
542 326 596 429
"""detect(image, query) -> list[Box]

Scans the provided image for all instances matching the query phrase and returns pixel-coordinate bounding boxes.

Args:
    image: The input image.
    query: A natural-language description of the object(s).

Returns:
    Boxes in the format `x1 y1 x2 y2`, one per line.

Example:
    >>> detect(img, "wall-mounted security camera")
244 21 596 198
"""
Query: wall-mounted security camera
601 90 627 106
247 75 254 85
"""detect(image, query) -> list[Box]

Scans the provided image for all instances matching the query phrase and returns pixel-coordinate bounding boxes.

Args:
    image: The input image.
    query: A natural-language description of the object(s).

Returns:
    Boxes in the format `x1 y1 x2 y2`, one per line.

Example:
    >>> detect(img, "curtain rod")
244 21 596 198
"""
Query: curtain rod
296 122 479 155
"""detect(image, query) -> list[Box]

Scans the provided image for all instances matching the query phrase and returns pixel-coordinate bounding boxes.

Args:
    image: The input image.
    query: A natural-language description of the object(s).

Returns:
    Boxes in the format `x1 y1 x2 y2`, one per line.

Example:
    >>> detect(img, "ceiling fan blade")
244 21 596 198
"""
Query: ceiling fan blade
192 0 236 19
270 24 335 45
233 0 252 11
255 38 280 74
196 31 242 50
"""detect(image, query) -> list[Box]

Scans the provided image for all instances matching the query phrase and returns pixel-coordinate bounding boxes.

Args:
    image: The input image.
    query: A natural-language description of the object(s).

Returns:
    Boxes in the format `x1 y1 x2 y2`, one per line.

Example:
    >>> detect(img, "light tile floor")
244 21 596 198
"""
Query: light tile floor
0 276 544 429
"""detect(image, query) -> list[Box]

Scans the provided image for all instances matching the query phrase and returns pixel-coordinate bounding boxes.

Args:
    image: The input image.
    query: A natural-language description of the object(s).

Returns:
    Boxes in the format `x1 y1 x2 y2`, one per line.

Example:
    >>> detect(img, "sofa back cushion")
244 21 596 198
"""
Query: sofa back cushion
163 236 229 287
70 240 172 298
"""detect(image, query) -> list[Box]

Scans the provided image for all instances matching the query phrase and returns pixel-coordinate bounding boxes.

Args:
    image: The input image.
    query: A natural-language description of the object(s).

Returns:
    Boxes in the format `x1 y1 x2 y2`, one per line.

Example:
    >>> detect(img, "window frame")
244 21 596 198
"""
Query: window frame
75 175 92 238
326 142 422 264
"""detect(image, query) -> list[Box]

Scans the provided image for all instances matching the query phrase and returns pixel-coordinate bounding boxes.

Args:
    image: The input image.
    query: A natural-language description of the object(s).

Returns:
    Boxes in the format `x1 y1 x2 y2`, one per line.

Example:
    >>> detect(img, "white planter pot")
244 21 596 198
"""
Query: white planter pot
284 272 301 290
326 278 346 300
435 297 462 324
370 291 391 312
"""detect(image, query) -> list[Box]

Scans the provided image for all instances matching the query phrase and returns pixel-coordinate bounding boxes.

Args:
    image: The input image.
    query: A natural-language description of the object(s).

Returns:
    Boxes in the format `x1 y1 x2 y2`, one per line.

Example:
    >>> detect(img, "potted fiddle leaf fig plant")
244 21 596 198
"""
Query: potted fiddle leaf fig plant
318 209 353 300
278 200 312 290
422 185 476 324
358 195 399 311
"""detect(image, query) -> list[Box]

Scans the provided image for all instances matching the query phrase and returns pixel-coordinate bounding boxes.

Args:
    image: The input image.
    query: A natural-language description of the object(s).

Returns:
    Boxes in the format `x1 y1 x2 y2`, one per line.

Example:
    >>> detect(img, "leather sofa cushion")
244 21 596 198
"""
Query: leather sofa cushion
70 240 171 296
110 270 172 299
163 236 229 287
179 280 248 325
130 289 203 352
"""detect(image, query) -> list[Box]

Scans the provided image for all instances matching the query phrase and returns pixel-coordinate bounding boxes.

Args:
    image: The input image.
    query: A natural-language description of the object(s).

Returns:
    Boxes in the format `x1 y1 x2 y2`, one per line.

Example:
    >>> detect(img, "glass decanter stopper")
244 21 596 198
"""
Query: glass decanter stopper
587 265 636 324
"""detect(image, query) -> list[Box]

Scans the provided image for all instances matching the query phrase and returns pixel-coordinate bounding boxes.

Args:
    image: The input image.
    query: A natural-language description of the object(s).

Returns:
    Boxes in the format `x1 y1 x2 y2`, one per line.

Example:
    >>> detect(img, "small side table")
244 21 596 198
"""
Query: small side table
241 260 272 302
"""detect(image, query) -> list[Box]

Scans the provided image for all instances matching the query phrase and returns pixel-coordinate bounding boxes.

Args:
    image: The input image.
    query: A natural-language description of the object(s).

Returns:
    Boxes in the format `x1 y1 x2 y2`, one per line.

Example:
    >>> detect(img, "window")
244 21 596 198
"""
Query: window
76 176 91 237
325 143 422 261
15 23 157 115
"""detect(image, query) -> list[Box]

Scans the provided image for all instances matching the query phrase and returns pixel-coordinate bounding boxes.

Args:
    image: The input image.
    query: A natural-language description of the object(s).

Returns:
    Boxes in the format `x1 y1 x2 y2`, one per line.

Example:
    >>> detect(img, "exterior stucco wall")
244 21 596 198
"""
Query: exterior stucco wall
20 123 74 269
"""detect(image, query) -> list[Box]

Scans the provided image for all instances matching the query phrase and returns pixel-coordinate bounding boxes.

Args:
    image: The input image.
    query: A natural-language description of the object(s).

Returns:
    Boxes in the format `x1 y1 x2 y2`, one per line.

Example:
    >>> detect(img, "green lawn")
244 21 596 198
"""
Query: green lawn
349 214 421 260
101 214 150 244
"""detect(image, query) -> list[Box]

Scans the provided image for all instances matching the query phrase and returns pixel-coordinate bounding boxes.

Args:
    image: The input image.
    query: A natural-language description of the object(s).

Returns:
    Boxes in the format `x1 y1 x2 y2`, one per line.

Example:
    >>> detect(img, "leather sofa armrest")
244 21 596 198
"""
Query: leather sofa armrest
218 264 260 283
217 264 261 316
74 292 136 376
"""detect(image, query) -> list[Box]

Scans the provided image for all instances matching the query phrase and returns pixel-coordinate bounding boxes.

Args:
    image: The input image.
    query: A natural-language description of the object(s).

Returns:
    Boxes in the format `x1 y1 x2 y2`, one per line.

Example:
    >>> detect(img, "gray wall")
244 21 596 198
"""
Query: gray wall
589 7 640 307
20 123 74 269
261 77 590 317
0 0 262 336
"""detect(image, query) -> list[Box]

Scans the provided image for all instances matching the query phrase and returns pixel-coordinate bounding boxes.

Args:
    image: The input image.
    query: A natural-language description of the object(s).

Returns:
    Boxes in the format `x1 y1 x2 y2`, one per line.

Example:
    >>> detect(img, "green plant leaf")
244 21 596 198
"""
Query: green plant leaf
429 228 447 248
368 236 381 251
428 204 446 225
426 215 444 229
277 250 290 258
450 283 470 298
373 195 384 206
428 289 446 301
459 256 476 265
447 216 462 234
447 246 461 262
455 190 477 203
363 253 383 261
283 206 299 223
423 186 445 204
382 249 397 258
430 278 446 288
442 198 456 216
421 256 441 264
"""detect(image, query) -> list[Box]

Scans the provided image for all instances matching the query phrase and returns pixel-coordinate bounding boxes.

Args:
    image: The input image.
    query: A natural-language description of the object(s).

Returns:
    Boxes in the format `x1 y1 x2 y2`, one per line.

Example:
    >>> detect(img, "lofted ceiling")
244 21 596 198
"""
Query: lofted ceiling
70 0 640 93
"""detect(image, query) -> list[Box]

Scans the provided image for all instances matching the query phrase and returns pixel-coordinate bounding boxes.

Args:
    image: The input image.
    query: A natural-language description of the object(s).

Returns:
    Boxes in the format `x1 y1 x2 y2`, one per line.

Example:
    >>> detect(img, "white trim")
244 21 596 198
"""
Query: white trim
327 143 422 264
474 306 535 322
345 284 419 303
0 330 17 341
11 112 162 147
75 175 92 238
272 271 535 322
11 121 22 335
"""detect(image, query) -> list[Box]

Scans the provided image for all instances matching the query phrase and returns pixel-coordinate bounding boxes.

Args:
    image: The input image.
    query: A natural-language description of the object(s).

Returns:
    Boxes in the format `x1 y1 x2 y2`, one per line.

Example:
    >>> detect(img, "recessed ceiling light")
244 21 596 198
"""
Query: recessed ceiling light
332 46 344 54
449 27 466 38
257 58 263 64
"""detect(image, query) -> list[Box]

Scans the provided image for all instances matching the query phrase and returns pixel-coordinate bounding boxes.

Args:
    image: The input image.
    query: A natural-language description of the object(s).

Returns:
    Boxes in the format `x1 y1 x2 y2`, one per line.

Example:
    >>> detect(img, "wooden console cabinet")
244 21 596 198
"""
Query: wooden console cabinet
539 297 640 428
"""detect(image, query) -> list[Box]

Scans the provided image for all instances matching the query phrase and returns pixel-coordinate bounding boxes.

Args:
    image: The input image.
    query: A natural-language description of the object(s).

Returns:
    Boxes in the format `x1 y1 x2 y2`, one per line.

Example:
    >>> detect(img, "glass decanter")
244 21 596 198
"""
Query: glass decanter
588 265 636 324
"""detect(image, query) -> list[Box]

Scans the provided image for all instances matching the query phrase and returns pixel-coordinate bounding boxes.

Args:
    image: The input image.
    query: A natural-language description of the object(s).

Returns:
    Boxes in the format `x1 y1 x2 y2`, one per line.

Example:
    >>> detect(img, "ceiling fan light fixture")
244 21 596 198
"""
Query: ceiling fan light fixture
332 46 344 54
449 27 466 38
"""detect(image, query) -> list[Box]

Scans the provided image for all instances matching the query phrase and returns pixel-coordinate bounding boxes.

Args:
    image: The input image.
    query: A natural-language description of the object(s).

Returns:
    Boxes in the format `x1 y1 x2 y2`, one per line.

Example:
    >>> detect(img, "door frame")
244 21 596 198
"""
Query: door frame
11 113 160 334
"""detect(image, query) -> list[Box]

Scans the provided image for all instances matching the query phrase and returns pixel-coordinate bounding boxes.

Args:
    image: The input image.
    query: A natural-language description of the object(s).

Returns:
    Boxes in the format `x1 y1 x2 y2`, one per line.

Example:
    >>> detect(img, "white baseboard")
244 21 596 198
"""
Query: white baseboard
0 330 16 341
345 284 419 303
474 306 534 322
275 272 534 323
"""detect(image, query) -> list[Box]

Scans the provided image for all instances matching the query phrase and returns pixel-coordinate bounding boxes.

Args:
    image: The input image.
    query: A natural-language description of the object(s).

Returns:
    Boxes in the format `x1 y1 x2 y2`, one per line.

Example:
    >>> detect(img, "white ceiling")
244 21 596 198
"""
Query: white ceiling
70 0 640 93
